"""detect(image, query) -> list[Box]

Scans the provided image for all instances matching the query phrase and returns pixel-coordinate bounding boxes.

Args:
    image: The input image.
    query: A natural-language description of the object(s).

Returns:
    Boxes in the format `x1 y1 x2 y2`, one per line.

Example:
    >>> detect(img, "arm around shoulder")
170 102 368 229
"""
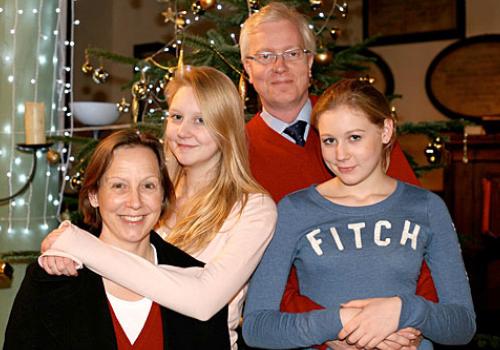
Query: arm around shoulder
43 193 277 320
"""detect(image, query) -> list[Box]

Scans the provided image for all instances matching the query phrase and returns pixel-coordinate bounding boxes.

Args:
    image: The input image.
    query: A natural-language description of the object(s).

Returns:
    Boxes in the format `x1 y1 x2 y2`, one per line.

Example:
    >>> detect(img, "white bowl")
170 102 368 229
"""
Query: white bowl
72 101 120 126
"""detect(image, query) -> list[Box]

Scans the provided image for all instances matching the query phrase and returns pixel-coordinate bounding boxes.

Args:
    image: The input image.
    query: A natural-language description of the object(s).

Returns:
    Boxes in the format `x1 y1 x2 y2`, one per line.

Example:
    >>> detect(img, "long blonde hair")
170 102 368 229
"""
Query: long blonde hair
161 66 265 253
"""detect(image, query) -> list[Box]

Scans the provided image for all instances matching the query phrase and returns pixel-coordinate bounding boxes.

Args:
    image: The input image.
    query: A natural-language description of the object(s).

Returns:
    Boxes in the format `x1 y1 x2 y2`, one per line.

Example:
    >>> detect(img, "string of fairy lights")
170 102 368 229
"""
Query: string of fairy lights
0 0 76 236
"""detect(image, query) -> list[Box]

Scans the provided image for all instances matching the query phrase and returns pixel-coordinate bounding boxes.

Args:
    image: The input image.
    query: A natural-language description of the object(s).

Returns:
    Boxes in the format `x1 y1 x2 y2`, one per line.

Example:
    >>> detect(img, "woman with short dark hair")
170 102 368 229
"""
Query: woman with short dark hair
4 129 230 349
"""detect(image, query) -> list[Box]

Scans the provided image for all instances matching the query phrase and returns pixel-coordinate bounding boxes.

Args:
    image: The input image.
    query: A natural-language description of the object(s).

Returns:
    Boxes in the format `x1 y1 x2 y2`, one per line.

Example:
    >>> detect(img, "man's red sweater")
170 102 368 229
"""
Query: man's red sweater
246 112 438 347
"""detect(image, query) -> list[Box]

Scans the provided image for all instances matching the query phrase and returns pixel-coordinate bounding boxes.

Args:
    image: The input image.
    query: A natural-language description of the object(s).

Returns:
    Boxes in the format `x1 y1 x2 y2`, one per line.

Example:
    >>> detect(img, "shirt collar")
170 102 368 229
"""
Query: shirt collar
260 99 312 142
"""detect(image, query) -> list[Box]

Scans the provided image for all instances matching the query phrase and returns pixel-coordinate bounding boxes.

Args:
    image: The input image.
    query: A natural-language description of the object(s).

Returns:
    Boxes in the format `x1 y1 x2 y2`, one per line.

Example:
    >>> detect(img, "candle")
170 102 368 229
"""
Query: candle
24 101 46 145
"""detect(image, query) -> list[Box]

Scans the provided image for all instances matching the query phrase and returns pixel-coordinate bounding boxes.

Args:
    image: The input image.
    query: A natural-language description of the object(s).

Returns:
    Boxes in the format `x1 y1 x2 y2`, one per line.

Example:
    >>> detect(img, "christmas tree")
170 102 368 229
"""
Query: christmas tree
60 0 469 198
80 0 373 123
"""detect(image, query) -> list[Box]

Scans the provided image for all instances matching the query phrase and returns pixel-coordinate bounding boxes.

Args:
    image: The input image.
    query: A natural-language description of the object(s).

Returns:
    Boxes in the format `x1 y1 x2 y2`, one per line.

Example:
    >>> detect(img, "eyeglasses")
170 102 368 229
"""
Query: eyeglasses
246 48 311 65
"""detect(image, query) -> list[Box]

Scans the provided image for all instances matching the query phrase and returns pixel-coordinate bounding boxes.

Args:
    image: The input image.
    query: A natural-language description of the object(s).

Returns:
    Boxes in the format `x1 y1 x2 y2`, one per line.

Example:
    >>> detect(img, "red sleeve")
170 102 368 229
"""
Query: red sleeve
280 266 323 312
416 261 439 302
387 141 420 186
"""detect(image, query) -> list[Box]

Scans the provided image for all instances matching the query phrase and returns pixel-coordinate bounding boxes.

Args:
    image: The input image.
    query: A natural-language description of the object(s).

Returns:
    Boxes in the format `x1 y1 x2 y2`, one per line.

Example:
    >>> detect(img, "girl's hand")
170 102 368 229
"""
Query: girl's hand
40 256 79 276
39 222 79 276
376 327 422 350
338 297 402 349
327 328 421 350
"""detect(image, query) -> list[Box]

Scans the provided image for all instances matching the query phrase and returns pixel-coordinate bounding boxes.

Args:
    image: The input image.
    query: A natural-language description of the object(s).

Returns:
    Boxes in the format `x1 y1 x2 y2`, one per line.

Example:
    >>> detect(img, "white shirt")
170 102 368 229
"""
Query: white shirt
105 245 158 344
260 99 312 144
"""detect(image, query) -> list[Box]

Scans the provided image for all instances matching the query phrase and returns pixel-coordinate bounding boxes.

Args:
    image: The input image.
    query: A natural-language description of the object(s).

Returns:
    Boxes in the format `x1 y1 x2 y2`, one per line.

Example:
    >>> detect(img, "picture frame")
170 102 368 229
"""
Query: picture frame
363 0 465 46
425 34 500 121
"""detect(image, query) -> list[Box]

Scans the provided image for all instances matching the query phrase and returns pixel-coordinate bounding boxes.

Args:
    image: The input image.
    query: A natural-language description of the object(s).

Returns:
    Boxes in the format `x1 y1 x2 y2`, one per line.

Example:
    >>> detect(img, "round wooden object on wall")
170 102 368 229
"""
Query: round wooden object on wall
426 34 500 120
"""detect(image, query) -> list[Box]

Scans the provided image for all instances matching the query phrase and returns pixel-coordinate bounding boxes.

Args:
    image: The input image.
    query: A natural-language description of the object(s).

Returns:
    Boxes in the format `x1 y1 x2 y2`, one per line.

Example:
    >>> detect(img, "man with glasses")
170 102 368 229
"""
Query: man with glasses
240 2 438 349
240 2 328 202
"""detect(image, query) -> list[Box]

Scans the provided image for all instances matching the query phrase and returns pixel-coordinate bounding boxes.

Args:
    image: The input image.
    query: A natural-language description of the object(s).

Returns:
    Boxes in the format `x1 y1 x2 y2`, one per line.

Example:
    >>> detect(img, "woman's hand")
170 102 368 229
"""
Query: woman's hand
338 297 402 349
39 222 79 276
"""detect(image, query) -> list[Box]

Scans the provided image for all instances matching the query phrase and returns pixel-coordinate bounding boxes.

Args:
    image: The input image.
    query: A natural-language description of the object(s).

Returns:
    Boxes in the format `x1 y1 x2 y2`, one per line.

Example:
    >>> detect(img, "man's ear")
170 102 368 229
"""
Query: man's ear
307 52 314 70
88 191 99 208
382 118 394 144
243 60 254 84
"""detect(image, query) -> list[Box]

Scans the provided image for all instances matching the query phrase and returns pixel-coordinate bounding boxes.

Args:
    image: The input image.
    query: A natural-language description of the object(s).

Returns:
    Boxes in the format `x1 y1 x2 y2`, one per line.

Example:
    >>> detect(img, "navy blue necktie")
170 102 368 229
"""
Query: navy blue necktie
284 120 307 147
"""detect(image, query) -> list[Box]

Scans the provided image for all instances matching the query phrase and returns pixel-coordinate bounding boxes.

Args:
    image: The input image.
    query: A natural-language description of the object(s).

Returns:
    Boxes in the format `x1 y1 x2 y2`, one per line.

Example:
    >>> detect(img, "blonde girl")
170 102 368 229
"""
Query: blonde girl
40 66 277 349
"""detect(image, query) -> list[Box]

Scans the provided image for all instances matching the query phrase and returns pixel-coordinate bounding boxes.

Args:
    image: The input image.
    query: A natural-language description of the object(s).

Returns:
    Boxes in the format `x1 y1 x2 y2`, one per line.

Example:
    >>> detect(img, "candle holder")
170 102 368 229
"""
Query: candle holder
0 259 14 289
0 142 53 205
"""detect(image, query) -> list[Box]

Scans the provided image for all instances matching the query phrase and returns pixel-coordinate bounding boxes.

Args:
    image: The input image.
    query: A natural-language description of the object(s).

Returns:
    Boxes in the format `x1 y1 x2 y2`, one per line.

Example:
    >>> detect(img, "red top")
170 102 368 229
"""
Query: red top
246 108 438 349
109 301 164 350
247 113 331 202
246 112 421 201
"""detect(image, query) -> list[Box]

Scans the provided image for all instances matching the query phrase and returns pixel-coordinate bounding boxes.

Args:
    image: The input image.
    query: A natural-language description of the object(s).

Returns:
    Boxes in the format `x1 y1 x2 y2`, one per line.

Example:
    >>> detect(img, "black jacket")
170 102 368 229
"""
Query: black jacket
3 232 230 349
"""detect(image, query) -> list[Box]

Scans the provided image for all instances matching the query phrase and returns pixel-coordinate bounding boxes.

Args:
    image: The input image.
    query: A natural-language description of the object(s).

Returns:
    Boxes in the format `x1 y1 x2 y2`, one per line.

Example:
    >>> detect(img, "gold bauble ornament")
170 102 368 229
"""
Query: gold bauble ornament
192 1 205 15
200 0 216 10
116 97 131 113
248 0 259 12
92 67 109 84
81 61 93 75
82 49 93 75
132 80 148 100
70 172 84 191
46 149 61 165
314 50 333 65
309 0 322 11
0 260 14 289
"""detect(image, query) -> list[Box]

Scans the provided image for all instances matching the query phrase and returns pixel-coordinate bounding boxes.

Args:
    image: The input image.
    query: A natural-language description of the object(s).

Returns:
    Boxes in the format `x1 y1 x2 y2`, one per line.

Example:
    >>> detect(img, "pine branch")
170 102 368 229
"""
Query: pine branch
398 120 472 137
0 251 40 263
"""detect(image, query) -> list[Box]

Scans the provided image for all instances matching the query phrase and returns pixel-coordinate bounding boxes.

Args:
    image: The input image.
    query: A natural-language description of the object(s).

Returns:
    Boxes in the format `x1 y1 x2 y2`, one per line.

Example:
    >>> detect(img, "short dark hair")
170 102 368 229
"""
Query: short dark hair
79 129 172 229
